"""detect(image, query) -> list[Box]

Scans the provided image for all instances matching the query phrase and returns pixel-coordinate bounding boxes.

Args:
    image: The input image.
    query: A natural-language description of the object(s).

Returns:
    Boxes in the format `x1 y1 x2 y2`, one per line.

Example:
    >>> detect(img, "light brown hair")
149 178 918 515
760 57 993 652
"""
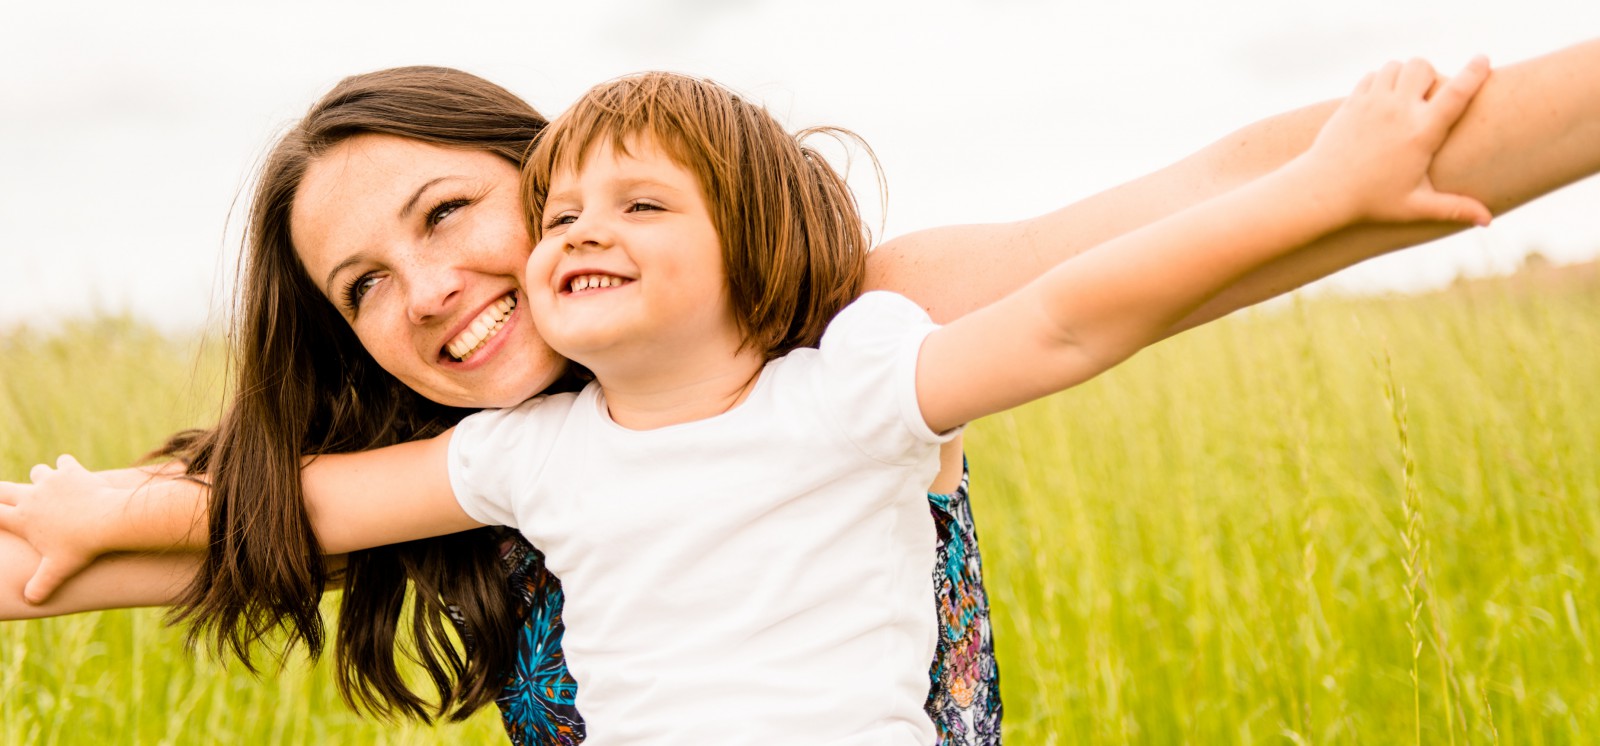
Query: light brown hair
522 71 871 358
158 65 549 722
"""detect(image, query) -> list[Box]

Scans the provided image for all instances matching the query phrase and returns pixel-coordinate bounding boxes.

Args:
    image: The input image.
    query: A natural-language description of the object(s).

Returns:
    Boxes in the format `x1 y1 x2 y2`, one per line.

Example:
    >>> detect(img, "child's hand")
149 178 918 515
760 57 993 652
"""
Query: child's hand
1304 56 1494 227
0 455 124 604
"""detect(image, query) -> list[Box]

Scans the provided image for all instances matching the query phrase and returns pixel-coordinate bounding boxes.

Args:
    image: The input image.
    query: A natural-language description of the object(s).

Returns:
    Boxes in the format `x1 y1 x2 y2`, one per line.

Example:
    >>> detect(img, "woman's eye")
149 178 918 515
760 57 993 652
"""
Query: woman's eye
342 274 381 310
426 198 470 227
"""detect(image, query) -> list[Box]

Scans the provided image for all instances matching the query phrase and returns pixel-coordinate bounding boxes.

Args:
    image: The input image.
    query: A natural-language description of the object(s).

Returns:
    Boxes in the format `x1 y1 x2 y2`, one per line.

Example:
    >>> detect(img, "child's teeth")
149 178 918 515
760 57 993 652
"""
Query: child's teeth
570 274 626 292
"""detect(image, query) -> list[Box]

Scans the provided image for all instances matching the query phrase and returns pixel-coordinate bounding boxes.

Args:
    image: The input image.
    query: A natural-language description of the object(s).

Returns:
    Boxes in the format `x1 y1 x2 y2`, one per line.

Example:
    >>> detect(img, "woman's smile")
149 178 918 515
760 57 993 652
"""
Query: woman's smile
444 291 519 362
290 134 568 407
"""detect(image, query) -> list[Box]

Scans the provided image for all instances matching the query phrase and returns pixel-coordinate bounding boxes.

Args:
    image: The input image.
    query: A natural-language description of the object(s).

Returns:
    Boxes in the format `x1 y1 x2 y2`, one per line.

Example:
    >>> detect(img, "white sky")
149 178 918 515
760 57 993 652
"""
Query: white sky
2 1 1596 331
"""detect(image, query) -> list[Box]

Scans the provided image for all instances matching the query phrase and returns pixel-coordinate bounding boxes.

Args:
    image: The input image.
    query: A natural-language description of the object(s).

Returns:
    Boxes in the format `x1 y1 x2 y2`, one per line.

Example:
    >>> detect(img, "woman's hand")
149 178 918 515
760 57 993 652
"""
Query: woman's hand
1298 57 1493 227
0 455 157 603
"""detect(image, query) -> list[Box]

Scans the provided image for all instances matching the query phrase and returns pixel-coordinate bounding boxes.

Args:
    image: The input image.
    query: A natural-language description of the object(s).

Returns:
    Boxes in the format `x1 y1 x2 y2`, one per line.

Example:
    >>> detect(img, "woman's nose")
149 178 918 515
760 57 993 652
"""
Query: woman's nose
405 270 465 325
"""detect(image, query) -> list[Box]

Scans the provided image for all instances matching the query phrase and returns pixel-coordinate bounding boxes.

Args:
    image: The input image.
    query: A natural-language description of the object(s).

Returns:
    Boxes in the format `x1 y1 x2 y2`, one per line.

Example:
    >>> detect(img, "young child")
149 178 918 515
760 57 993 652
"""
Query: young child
4 62 1489 744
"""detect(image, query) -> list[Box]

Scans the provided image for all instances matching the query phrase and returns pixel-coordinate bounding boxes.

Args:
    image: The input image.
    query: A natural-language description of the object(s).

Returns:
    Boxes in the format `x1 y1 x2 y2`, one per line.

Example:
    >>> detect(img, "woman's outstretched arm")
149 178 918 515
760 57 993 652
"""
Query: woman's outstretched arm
0 532 197 619
0 460 206 609
0 454 401 615
869 38 1600 328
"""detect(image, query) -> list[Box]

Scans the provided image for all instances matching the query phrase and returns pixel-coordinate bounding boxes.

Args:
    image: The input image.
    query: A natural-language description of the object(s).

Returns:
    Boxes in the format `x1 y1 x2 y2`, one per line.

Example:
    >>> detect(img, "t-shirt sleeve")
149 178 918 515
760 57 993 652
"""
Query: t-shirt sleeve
816 291 961 465
447 395 572 529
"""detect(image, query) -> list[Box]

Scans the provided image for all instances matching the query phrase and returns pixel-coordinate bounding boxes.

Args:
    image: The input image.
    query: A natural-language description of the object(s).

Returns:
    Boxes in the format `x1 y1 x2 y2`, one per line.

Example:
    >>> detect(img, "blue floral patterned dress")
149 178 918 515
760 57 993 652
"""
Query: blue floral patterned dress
490 462 1000 745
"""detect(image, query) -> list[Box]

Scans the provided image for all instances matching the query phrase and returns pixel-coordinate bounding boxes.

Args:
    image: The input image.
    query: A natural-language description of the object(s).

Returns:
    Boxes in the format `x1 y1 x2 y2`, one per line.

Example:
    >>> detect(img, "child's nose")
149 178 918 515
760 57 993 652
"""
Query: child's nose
563 212 614 252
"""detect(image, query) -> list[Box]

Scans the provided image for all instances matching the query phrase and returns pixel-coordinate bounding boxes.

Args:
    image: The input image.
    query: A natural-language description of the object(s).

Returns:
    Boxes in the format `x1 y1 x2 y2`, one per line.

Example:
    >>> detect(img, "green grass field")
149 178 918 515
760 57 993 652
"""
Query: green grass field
3 268 1597 744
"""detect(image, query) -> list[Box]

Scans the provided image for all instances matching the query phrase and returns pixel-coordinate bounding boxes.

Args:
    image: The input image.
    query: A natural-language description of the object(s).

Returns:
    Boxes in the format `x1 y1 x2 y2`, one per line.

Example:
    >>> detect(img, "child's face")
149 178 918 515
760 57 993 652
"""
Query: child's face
526 135 742 375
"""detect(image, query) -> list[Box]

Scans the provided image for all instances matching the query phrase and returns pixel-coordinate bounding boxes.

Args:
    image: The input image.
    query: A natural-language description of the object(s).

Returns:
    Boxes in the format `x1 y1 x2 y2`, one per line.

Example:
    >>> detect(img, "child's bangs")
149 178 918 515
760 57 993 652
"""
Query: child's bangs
525 74 730 222
550 75 713 179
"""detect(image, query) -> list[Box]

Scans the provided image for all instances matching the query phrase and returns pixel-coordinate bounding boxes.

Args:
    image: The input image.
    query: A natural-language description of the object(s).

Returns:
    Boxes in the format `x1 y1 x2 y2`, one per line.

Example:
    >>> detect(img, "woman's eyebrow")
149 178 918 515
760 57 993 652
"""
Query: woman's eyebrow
398 176 455 219
317 176 466 300
323 254 366 300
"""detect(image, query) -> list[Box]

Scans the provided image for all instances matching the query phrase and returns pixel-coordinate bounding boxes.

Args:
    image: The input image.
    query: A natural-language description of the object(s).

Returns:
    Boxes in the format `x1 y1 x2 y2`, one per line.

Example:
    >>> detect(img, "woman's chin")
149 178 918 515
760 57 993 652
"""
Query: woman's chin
428 352 569 409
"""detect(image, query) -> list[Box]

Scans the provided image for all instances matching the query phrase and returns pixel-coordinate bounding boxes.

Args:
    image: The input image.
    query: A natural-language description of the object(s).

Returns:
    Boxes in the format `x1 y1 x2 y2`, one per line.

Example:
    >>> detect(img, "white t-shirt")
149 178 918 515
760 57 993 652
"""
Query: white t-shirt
449 291 956 745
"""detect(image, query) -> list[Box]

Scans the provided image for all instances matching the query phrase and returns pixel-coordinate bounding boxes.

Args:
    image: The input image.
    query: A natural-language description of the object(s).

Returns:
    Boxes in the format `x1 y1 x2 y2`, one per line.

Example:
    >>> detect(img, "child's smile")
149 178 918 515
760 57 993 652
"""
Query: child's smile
527 134 748 386
562 273 632 293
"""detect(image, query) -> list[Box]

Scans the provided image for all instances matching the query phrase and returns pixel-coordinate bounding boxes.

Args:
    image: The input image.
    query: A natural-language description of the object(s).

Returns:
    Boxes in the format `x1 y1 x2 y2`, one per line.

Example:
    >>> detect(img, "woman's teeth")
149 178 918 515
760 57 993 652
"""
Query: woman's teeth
569 274 627 292
447 294 516 361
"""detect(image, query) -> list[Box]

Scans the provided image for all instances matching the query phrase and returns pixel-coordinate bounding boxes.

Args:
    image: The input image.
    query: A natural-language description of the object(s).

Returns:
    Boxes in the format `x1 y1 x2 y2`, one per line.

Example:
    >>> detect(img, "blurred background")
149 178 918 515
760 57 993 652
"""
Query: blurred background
3 0 1597 332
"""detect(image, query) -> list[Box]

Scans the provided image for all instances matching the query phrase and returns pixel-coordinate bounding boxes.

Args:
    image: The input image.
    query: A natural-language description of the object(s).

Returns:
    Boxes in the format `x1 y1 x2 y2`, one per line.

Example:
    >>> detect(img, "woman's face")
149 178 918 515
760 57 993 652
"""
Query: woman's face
290 134 567 408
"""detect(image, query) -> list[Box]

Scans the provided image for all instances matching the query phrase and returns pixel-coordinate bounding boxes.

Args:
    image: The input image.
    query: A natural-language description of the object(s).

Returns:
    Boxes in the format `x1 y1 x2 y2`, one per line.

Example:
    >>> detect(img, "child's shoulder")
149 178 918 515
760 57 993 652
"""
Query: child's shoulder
816 291 935 350
455 389 590 443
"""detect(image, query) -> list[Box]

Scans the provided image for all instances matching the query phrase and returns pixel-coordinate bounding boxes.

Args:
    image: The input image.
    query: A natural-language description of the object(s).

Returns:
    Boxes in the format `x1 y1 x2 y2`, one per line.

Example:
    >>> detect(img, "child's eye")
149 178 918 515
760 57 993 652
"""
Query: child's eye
426 198 471 227
544 212 578 231
627 200 663 213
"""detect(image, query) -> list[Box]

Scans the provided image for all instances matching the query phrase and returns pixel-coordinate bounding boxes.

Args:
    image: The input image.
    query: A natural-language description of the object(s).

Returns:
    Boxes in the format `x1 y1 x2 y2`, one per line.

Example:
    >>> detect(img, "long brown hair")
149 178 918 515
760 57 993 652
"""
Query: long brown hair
523 71 871 358
159 65 548 721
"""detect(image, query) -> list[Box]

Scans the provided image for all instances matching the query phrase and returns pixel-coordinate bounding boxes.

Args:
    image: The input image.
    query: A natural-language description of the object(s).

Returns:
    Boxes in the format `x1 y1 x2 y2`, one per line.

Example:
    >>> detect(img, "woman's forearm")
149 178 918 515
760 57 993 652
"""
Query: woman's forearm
0 531 197 619
869 38 1600 327
1179 38 1600 335
0 463 209 606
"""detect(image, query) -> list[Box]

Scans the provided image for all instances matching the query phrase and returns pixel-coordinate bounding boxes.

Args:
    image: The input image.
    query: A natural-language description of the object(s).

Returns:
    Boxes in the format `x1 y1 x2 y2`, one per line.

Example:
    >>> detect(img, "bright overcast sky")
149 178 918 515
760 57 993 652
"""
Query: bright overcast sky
3 0 1596 331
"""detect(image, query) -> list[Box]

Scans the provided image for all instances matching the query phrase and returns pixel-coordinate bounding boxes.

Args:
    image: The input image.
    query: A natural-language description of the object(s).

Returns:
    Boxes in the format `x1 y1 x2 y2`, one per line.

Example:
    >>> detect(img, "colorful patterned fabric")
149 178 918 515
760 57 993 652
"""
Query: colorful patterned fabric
490 463 1000 745
924 464 1002 745
493 530 584 746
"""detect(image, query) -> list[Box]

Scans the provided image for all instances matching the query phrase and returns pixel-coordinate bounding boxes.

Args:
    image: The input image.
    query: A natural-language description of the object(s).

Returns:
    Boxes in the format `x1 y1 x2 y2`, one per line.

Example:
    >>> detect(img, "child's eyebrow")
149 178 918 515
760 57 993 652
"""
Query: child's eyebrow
542 175 687 208
620 176 680 191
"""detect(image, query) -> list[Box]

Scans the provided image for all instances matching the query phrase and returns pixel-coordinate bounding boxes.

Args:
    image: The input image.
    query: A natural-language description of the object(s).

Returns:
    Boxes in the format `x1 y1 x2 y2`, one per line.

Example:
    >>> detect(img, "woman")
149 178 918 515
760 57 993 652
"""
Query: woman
5 40 1600 744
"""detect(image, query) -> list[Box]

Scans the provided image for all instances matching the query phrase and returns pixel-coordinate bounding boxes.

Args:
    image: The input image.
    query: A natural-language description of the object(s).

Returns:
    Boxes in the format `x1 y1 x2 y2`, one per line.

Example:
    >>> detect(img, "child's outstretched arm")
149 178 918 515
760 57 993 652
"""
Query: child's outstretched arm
916 58 1492 434
0 432 479 607
869 38 1600 329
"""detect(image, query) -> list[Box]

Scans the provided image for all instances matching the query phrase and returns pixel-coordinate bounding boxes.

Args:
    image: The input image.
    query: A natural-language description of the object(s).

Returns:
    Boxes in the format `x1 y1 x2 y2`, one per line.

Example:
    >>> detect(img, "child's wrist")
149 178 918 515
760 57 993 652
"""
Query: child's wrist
1274 156 1362 228
80 484 135 556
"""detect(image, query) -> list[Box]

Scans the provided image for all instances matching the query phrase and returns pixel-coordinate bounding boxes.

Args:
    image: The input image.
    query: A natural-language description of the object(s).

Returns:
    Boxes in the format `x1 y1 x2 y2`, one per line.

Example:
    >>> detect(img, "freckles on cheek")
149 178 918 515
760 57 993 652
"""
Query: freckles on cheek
350 323 414 377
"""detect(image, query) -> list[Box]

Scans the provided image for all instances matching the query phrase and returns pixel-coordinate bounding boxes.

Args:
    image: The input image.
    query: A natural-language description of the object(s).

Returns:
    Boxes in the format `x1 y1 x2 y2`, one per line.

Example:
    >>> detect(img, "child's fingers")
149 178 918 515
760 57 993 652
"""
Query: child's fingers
1427 56 1491 126
23 557 72 605
0 482 18 507
1351 71 1377 96
1396 58 1437 98
54 454 84 472
28 463 54 484
1373 60 1403 92
1414 190 1493 227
